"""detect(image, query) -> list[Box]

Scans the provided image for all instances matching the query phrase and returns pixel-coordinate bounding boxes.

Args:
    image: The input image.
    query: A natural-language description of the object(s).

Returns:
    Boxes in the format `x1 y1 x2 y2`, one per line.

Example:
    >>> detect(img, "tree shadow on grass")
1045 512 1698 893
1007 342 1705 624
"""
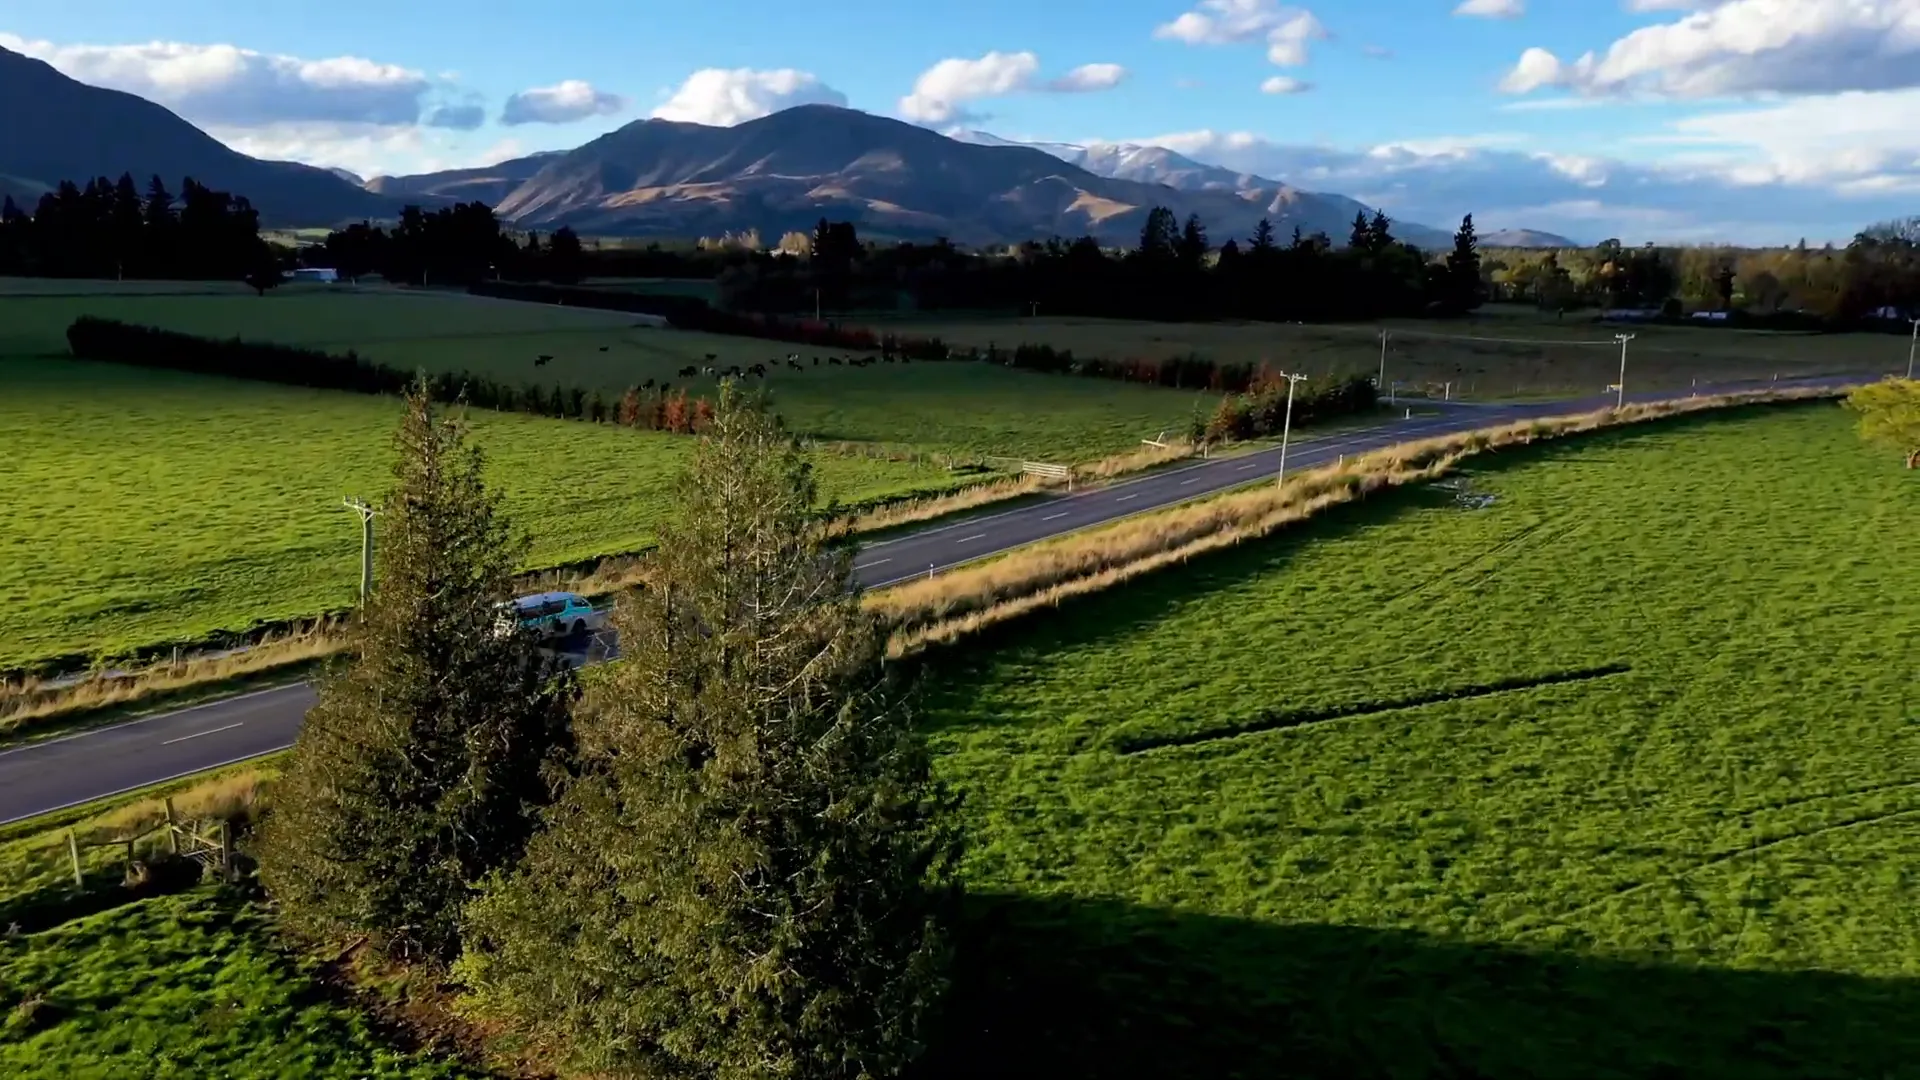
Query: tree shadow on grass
913 402 1831 725
915 891 1920 1080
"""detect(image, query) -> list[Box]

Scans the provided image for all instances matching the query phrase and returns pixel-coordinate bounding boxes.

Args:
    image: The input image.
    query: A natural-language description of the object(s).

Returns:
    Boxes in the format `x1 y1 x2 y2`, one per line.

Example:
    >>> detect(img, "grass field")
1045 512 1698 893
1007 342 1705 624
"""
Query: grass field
887 308 1906 400
0 768 478 1079
916 403 1920 1078
1 286 1204 462
0 355 961 674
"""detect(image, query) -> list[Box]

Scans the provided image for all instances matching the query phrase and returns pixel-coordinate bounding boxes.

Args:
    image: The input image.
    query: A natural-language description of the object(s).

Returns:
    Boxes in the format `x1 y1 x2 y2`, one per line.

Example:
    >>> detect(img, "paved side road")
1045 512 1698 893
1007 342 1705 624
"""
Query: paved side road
0 372 1869 825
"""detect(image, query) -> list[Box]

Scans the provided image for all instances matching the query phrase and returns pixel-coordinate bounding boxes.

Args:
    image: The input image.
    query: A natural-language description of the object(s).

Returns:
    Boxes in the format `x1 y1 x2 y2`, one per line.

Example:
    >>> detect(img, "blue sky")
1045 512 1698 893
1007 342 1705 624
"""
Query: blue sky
5 0 1919 244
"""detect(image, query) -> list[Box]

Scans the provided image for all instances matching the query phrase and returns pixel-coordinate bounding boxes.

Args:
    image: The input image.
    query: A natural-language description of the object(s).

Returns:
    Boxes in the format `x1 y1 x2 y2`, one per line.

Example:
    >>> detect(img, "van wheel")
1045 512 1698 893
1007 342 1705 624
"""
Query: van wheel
571 620 586 638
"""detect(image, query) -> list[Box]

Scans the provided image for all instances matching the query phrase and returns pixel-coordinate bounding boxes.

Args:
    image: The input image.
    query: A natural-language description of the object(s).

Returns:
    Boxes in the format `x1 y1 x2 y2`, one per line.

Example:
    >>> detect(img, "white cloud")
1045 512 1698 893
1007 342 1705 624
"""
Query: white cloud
899 51 1041 123
1260 75 1313 94
649 68 847 126
1455 0 1525 18
1153 1 1329 66
899 53 1125 123
499 79 626 125
1116 123 1916 244
1048 62 1129 92
0 32 432 127
1501 0 1920 99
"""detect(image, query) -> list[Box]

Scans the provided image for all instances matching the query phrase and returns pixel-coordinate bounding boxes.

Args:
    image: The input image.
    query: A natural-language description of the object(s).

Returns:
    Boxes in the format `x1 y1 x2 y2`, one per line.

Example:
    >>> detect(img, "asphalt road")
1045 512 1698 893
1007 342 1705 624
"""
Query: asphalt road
0 372 1870 824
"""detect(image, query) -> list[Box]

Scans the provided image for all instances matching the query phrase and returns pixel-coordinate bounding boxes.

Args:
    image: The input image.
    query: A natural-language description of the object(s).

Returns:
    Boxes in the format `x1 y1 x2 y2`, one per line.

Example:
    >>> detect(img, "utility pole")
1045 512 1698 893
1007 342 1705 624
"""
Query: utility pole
342 497 378 603
1613 333 1635 409
814 288 822 322
1378 329 1389 394
1274 371 1309 486
1907 317 1918 380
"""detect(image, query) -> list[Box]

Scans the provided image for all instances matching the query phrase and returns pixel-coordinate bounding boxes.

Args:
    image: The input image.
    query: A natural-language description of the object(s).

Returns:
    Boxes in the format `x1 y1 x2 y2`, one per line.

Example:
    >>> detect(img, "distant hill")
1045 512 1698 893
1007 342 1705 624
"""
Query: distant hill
0 44 397 226
365 151 567 207
326 167 366 187
1481 228 1580 249
480 104 1445 249
951 129 1454 250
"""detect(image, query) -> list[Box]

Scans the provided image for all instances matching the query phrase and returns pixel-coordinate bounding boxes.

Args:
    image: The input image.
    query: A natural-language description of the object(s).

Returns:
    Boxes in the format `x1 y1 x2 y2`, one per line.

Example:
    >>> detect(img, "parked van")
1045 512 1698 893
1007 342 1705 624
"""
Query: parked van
497 591 603 640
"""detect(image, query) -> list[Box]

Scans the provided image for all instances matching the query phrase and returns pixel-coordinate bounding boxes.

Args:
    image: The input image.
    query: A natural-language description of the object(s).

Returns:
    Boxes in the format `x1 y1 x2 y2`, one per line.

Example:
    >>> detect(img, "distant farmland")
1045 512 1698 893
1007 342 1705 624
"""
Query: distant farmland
918 403 1920 1078
1 286 1204 463
882 309 1905 400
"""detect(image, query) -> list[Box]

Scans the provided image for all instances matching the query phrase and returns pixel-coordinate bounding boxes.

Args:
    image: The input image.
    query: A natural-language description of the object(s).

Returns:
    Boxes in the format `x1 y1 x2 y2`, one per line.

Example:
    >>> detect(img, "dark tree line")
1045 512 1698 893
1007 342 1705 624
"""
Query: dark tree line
0 174 278 281
312 203 586 287
713 208 1491 323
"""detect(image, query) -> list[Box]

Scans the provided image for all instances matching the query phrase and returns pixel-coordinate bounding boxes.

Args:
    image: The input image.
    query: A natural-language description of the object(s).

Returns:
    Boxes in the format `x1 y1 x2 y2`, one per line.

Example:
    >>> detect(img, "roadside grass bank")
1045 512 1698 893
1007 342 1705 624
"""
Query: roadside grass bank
872 387 1848 654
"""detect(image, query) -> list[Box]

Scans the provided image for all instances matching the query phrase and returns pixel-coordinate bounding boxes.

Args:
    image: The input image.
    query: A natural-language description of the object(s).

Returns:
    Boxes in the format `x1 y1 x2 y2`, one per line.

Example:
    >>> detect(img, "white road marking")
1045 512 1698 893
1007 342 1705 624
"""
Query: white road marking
956 534 987 544
1041 512 1069 522
161 723 243 746
1237 463 1258 471
1115 493 1140 502
853 557 892 570
0 681 306 759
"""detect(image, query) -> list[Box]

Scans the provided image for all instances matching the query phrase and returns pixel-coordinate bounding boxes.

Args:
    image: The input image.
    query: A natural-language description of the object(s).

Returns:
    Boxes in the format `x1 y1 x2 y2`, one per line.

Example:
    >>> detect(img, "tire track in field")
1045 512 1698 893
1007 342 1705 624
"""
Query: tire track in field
1519 804 1920 936
1375 518 1552 609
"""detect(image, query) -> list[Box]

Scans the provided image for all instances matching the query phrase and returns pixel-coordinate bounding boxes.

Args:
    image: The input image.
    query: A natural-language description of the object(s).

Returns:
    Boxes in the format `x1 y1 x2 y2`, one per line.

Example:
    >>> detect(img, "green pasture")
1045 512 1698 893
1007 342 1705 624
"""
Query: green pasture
0 356 959 673
918 402 1920 1078
891 308 1905 399
1 286 1203 462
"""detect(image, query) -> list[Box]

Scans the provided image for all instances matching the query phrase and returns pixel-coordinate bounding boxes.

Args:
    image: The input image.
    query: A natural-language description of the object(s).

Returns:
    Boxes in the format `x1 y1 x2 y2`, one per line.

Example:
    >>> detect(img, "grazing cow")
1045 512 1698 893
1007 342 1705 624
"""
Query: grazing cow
678 365 697 377
598 345 610 352
642 379 655 390
811 356 820 366
702 366 717 376
829 357 843 365
748 363 766 378
724 365 742 378
703 353 719 363
534 355 552 366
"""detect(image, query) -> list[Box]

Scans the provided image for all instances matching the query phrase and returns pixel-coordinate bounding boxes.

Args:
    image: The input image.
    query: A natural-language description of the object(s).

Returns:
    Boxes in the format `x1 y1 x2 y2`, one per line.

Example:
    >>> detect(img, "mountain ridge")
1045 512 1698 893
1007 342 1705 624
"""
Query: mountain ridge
0 44 396 226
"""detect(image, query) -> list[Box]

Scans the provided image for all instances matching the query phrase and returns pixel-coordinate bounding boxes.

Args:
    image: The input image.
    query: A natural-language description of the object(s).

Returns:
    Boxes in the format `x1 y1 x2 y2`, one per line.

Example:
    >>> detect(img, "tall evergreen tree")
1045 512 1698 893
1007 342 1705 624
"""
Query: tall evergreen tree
547 225 584 284
1176 213 1209 271
1348 210 1372 251
459 383 959 1080
1367 209 1395 253
260 383 578 963
1249 217 1277 254
1443 213 1484 313
1138 205 1179 262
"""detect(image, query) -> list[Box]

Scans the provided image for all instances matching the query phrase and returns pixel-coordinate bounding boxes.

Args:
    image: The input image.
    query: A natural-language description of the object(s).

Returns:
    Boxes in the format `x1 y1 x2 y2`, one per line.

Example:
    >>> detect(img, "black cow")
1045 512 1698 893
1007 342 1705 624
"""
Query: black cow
678 365 697 377
748 363 767 378
598 345 610 352
534 355 553 366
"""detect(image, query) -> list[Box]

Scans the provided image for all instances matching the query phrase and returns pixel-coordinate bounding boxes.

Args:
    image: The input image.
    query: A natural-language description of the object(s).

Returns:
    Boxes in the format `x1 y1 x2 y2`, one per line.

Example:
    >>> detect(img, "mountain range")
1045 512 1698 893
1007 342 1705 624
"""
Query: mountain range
1 42 1579 250
0 44 394 224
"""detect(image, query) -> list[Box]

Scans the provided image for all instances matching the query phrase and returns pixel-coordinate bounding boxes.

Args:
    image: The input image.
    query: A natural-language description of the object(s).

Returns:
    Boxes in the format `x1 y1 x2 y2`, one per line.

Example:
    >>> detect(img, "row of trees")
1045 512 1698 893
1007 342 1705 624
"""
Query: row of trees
65 317 715 433
315 203 587 286
262 385 955 1076
715 210 1488 323
0 174 279 281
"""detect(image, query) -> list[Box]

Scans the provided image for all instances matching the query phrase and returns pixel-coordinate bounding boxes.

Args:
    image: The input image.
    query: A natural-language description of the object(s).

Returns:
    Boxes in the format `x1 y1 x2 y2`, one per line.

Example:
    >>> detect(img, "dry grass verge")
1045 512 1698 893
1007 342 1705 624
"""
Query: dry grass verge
0 623 346 740
872 387 1845 655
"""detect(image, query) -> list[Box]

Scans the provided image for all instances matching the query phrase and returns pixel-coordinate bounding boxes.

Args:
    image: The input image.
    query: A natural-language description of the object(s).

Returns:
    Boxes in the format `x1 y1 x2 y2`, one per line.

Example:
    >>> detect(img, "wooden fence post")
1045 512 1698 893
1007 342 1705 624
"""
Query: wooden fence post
218 820 232 878
164 798 180 856
67 830 83 887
